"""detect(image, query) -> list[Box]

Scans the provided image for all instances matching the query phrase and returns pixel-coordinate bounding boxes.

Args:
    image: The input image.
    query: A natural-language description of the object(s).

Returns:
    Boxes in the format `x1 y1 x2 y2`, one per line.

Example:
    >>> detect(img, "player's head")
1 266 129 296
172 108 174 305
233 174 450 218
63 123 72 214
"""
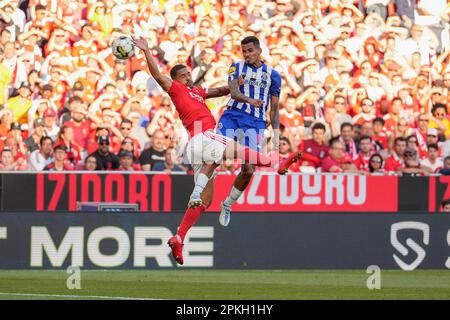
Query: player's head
170 64 193 87
241 36 261 66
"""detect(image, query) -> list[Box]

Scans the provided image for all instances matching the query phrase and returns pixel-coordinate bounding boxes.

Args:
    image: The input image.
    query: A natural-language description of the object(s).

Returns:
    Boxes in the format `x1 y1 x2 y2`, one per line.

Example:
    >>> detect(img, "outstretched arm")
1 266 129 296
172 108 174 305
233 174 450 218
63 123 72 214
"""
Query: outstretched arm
133 37 172 92
206 86 230 99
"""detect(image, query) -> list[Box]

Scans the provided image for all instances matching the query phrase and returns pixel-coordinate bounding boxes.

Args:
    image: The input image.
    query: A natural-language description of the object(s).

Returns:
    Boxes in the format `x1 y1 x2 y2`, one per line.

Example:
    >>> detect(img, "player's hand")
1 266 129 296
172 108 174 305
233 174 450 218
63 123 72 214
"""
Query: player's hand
132 36 149 51
271 129 280 151
248 98 264 107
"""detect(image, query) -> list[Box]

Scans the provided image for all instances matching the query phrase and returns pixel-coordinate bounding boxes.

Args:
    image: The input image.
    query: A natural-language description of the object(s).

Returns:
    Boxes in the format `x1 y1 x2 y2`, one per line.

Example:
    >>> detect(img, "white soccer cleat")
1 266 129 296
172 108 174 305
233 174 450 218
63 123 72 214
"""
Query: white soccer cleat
188 192 202 208
219 201 231 227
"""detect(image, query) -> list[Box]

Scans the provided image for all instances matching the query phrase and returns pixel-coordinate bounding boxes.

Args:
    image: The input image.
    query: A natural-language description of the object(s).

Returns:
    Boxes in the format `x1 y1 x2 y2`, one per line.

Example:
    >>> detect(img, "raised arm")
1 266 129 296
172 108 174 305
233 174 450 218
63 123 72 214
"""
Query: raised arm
133 37 172 92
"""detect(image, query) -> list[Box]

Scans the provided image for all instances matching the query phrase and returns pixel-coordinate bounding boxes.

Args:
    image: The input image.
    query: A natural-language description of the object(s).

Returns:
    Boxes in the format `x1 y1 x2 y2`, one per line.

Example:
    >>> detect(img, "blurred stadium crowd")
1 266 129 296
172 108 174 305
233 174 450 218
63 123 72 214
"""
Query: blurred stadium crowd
0 0 449 175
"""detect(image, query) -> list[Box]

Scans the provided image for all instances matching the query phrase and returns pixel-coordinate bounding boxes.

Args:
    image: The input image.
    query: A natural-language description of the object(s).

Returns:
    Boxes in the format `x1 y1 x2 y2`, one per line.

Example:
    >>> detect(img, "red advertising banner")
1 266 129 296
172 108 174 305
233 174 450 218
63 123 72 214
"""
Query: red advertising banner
209 174 398 212
34 173 175 212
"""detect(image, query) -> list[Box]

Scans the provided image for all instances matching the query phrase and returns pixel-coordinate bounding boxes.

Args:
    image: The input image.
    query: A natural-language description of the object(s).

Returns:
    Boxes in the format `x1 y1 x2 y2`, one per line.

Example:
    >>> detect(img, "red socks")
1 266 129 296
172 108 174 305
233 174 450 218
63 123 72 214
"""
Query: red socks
177 204 207 242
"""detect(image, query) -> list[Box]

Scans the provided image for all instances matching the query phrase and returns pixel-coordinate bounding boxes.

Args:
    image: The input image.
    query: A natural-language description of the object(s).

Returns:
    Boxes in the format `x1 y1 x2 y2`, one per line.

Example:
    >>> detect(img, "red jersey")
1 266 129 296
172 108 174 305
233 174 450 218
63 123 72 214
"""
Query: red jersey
63 120 92 151
302 139 329 166
167 81 215 137
373 131 389 150
385 153 404 172
321 156 343 173
353 153 372 172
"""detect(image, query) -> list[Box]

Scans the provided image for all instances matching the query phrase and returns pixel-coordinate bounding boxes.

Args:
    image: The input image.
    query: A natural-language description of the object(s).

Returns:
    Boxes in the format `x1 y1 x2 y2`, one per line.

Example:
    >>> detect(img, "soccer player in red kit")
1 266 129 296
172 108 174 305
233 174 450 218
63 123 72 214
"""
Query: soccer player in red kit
134 37 301 265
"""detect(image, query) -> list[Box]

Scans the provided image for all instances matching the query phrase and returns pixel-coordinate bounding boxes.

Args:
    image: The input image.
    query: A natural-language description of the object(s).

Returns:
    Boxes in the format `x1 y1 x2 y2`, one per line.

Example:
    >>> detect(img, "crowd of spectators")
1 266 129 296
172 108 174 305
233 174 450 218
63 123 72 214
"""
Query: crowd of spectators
0 0 449 176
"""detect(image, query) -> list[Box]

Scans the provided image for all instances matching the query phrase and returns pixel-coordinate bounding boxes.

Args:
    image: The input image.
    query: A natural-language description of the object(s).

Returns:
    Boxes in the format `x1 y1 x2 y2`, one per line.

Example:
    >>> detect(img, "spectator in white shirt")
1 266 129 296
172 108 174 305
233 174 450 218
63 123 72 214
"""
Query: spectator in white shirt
27 136 54 171
420 143 443 172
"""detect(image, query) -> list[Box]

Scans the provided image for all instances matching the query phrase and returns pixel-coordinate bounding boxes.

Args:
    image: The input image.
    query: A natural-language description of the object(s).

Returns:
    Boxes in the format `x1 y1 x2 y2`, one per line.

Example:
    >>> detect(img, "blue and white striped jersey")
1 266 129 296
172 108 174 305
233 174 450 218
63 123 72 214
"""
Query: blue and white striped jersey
227 61 281 122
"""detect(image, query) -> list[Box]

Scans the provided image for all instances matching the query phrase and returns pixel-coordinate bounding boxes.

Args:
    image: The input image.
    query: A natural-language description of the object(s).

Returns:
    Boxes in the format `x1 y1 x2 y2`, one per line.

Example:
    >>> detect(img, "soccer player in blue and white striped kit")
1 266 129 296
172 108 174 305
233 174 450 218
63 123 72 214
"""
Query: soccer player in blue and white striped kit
217 36 291 226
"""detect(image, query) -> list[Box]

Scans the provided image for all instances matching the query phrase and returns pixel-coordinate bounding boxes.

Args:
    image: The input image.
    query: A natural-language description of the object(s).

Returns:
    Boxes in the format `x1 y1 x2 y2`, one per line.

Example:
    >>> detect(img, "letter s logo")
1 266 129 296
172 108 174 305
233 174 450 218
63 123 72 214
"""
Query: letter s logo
391 222 430 271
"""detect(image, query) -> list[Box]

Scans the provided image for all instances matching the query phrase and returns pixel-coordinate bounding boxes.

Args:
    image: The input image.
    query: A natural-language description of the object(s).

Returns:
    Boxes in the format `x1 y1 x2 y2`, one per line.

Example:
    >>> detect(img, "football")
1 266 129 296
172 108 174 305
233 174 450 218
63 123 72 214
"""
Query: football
112 36 135 60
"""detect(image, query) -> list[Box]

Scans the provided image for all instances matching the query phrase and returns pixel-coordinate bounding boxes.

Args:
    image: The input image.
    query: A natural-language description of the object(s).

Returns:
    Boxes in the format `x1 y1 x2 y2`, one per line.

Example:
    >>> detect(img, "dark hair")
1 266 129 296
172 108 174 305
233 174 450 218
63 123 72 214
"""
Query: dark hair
312 122 326 132
1 148 12 155
334 95 346 102
373 117 385 125
428 143 439 151
394 137 407 145
368 153 384 173
432 103 447 115
35 4 46 11
359 135 372 143
392 97 402 104
444 156 450 163
241 36 260 48
361 120 373 128
286 94 296 100
40 136 53 146
441 198 450 209
69 96 83 105
340 122 353 131
170 64 187 79
329 137 342 148
120 118 132 126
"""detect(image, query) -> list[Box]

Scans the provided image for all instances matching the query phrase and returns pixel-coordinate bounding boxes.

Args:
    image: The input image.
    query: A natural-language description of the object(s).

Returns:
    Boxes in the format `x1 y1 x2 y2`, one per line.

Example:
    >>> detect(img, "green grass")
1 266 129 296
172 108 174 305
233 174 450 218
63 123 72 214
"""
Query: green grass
0 270 449 300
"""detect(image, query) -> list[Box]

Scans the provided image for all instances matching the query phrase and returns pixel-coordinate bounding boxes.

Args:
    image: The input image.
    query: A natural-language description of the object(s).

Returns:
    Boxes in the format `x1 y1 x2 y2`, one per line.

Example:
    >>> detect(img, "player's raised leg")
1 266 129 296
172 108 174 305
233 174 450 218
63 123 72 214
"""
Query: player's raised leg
168 167 215 265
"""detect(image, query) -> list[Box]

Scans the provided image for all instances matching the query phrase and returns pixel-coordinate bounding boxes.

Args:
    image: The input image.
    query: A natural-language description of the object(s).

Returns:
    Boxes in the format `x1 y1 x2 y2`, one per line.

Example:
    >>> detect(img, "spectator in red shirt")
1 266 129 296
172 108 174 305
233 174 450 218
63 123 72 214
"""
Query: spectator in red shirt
280 94 303 143
56 125 82 165
383 97 404 133
415 113 430 159
359 120 383 153
354 135 374 172
0 148 26 171
353 98 376 125
63 100 92 152
302 122 329 167
385 137 407 172
321 139 345 173
373 117 389 150
44 144 74 171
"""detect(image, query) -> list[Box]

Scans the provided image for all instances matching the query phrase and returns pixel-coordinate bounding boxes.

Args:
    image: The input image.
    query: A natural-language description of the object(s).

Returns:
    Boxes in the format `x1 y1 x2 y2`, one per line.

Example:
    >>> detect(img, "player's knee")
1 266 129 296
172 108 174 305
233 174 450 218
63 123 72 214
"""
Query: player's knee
241 165 255 179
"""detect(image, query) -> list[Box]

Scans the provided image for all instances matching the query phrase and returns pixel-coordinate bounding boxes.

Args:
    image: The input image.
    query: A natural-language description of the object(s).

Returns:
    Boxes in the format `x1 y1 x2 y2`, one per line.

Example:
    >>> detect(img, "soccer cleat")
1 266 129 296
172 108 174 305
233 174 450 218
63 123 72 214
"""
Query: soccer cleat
188 192 202 208
167 235 184 265
219 201 231 227
277 151 303 175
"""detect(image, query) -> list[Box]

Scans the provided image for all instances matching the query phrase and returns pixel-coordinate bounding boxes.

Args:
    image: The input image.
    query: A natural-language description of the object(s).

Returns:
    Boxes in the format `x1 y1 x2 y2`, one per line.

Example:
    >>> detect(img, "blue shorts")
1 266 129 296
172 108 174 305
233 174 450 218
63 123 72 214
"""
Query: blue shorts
217 109 266 151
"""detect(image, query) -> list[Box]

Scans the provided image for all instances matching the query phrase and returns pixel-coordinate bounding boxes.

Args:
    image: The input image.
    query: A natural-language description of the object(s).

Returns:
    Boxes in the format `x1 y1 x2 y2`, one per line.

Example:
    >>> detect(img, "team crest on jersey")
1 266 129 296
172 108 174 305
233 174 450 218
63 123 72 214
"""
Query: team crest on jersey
217 122 223 130
261 73 268 81
228 66 236 74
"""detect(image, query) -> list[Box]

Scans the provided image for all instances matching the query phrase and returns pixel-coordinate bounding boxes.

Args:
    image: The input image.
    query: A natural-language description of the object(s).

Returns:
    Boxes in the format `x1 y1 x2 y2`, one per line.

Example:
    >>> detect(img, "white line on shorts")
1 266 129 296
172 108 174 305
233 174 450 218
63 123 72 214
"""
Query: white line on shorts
0 292 163 300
